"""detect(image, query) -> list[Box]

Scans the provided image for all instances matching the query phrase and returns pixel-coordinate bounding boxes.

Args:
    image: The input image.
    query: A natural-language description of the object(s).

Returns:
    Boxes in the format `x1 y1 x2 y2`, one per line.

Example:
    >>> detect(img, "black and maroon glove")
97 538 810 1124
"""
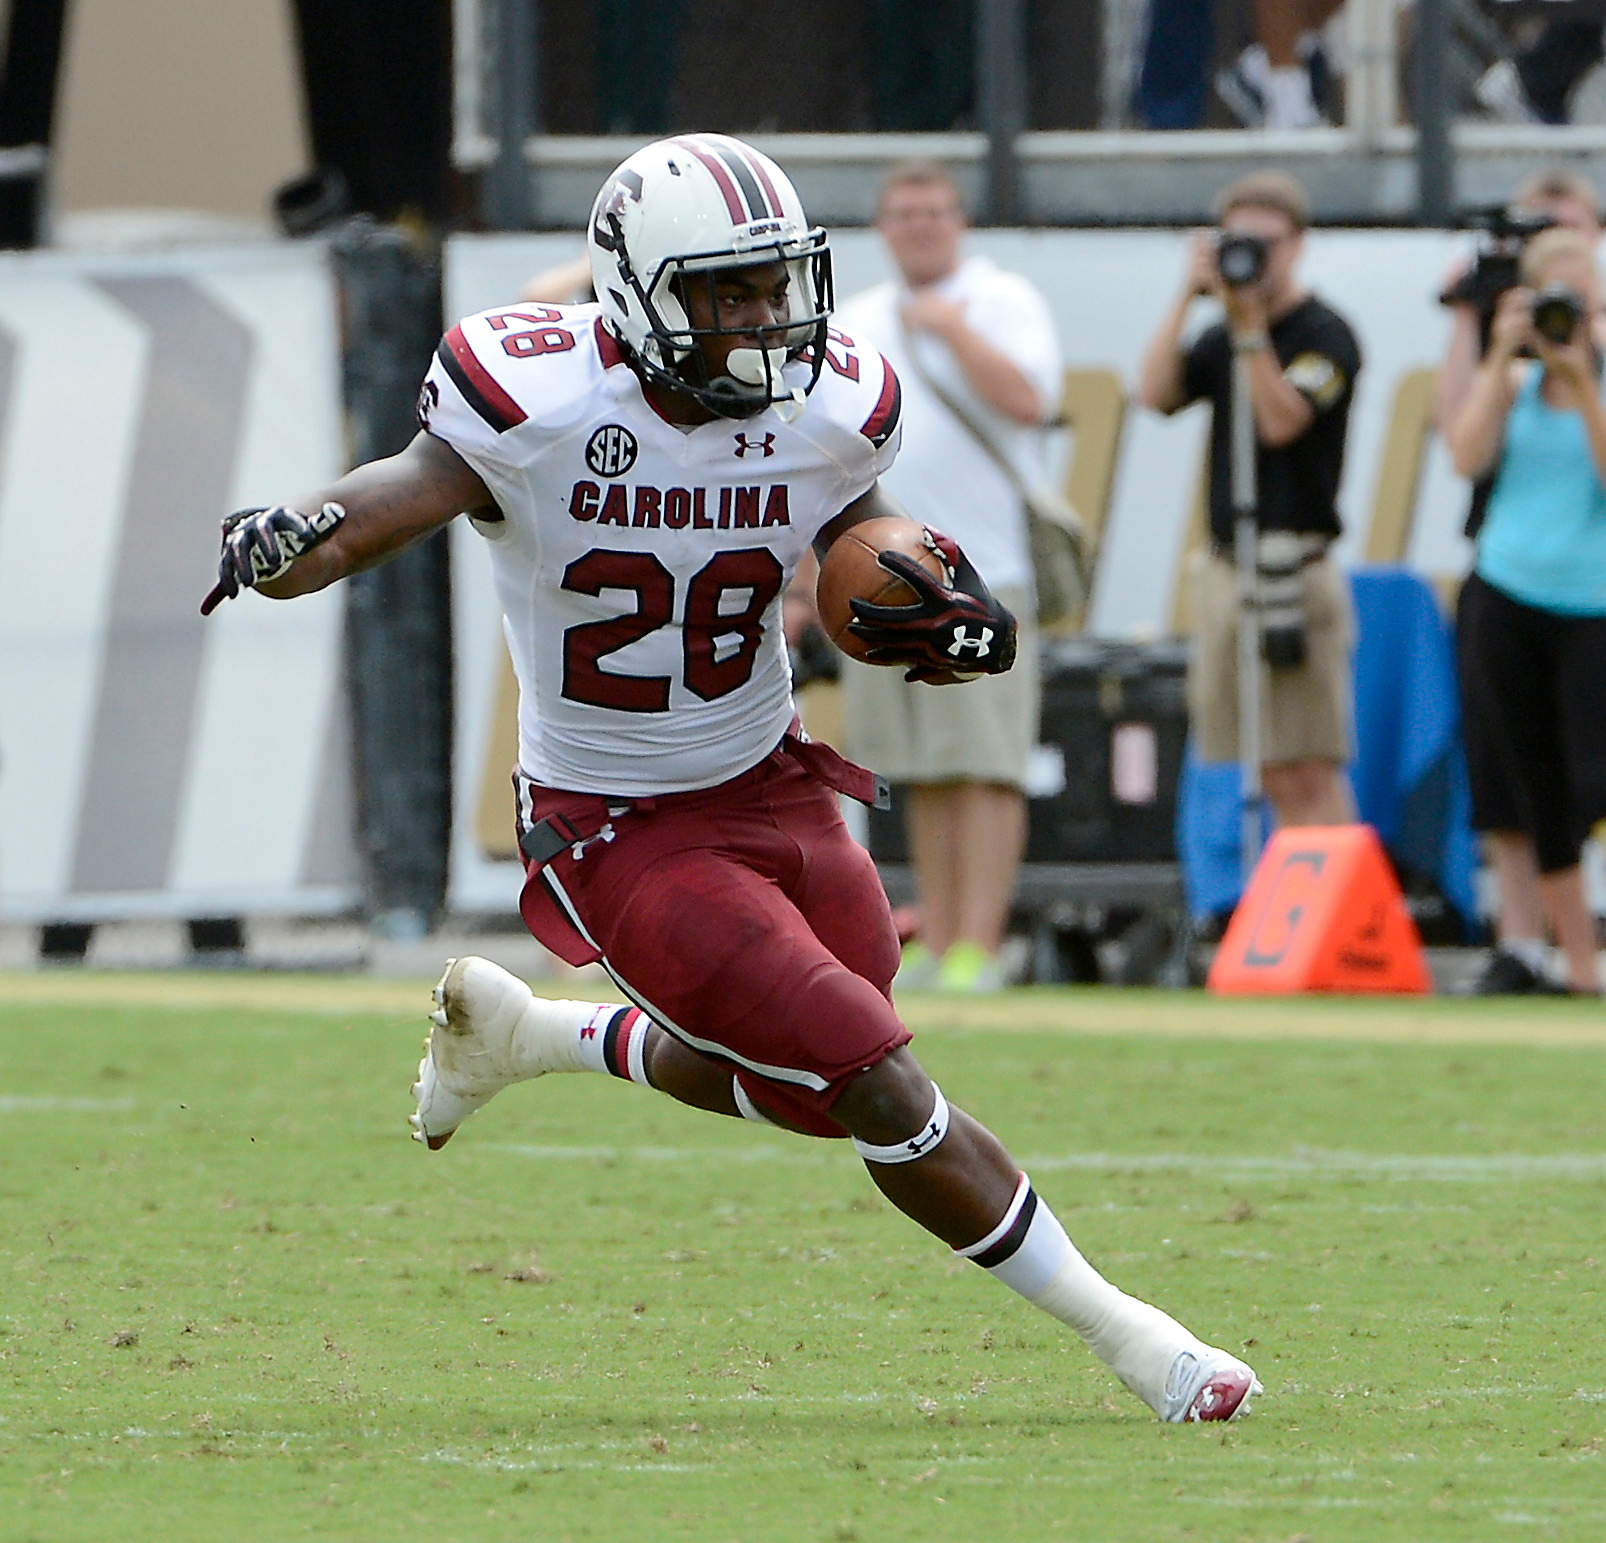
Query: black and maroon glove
848 529 1018 684
200 501 346 616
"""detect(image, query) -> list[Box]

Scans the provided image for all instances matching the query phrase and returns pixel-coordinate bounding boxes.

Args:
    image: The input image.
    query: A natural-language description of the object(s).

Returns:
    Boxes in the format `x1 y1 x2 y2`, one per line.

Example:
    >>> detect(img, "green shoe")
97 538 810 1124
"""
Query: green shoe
936 940 1006 993
894 941 940 991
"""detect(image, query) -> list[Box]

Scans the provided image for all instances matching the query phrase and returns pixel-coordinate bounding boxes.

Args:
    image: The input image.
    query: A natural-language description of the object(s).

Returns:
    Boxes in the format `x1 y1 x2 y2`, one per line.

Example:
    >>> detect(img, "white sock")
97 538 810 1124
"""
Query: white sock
956 1175 1204 1415
1238 42 1271 90
499 997 655 1086
1264 65 1318 129
567 1003 654 1086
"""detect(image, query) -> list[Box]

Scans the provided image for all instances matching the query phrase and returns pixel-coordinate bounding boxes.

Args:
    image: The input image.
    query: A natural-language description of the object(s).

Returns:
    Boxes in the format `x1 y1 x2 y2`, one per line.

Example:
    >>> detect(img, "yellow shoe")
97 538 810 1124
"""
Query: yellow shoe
937 940 1006 993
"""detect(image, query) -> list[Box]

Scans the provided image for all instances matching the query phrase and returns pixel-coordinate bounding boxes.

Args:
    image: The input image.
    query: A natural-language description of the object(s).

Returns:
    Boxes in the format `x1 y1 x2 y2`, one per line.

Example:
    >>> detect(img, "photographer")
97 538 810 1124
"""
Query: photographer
1445 228 1606 996
1435 170 1601 446
1139 171 1360 831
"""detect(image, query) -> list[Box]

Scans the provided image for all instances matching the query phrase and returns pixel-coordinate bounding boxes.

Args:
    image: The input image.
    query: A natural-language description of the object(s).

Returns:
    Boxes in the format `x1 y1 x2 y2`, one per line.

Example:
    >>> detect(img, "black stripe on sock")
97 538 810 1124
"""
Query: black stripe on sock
970 1186 1038 1270
601 1007 633 1079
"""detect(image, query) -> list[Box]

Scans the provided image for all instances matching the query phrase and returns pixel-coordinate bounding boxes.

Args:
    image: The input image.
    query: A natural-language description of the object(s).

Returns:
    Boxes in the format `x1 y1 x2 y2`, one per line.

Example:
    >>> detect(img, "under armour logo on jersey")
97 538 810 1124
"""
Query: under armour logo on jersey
586 424 639 477
733 432 775 458
947 625 995 659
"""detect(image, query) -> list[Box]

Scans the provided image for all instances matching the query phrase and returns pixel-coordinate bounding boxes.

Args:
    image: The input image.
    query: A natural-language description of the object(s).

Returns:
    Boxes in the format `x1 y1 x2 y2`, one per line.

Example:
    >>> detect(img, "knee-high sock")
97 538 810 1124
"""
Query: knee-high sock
500 997 656 1088
955 1173 1203 1415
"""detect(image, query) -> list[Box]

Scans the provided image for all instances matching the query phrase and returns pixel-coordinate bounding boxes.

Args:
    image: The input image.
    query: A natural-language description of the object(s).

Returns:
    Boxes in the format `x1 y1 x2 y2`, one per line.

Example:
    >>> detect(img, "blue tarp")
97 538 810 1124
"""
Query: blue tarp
1176 566 1481 928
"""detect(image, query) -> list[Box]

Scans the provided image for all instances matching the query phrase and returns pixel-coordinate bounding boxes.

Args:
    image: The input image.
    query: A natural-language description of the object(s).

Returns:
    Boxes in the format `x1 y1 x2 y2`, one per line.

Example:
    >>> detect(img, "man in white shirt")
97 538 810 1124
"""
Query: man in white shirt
837 162 1063 992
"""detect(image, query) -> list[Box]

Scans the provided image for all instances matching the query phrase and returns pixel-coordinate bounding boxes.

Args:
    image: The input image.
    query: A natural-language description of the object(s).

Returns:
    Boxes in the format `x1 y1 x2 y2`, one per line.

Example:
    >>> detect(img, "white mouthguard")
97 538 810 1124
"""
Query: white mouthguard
725 346 788 387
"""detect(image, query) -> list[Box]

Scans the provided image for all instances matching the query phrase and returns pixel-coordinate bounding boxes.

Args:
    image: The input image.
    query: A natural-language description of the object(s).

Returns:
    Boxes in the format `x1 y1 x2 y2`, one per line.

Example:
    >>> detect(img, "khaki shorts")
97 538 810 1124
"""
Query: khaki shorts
1188 550 1353 765
840 586 1040 787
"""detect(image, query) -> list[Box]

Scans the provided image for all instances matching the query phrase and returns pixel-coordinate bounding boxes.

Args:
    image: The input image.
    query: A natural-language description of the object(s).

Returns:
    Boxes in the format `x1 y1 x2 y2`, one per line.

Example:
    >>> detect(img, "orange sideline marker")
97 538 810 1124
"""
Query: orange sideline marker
1207 824 1432 995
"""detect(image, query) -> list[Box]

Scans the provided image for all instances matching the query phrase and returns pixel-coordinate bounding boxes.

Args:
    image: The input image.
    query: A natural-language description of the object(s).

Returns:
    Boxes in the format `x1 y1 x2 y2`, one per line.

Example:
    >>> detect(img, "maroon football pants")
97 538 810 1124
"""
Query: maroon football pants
518 744 908 1135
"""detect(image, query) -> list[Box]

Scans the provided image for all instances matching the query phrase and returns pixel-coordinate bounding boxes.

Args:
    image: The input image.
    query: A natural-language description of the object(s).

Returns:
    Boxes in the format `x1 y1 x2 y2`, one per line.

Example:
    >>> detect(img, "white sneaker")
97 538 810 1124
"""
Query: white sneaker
1475 60 1542 125
1215 44 1269 127
1263 65 1322 130
1161 1345 1263 1423
411 956 579 1150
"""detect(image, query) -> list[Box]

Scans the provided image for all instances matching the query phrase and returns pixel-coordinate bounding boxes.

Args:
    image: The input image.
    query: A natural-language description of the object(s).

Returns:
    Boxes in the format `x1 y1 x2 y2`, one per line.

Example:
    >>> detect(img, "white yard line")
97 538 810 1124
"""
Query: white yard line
484 1142 1606 1181
0 1095 134 1112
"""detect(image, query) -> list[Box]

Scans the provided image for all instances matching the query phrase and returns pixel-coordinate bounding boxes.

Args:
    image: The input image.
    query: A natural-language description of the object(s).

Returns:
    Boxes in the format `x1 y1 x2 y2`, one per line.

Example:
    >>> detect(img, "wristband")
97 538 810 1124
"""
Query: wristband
1232 332 1270 354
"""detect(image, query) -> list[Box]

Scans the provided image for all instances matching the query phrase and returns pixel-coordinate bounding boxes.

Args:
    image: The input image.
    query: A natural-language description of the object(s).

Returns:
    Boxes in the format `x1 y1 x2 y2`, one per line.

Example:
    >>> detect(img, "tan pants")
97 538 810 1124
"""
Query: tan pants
840 586 1039 787
1187 550 1353 765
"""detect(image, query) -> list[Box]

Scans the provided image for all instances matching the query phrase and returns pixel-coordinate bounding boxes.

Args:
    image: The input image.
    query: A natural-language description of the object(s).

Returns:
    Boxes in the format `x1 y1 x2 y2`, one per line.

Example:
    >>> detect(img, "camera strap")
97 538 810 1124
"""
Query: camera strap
894 315 1091 619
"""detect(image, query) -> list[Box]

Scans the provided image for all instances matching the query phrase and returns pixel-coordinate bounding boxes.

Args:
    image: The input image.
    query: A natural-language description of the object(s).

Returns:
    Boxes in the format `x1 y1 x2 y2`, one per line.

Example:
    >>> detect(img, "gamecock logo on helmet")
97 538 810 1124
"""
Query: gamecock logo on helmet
590 168 644 253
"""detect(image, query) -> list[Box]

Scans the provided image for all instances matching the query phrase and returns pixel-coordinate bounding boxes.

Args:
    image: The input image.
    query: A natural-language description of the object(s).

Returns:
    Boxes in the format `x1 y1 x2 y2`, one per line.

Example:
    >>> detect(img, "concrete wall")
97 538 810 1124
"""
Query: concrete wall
53 0 309 225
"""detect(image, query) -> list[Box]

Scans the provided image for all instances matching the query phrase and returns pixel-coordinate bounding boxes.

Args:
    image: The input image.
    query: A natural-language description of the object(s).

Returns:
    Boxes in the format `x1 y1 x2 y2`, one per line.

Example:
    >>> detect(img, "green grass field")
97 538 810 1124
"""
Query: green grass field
3 973 1605 1542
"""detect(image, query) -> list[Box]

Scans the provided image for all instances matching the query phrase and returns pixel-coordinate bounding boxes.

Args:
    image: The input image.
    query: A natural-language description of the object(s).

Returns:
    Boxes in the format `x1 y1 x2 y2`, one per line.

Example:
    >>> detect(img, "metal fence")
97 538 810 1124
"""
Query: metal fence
451 0 1606 229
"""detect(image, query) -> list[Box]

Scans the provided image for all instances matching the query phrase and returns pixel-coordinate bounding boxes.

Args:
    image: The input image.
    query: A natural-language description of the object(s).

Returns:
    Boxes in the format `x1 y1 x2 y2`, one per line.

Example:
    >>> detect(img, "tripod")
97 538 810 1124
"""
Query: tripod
1231 345 1266 883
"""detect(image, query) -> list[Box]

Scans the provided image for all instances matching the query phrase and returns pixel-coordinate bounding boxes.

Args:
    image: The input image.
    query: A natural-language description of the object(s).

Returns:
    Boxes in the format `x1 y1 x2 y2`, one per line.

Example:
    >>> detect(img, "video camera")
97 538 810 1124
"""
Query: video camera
1439 204 1559 350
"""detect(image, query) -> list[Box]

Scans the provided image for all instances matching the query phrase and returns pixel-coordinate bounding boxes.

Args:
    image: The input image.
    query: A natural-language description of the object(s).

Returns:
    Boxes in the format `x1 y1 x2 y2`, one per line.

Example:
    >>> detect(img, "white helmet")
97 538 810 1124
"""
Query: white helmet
587 134 833 419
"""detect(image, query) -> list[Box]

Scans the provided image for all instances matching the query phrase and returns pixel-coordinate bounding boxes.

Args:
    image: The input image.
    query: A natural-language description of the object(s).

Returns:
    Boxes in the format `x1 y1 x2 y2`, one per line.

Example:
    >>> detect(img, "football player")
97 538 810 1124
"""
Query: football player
202 134 1258 1423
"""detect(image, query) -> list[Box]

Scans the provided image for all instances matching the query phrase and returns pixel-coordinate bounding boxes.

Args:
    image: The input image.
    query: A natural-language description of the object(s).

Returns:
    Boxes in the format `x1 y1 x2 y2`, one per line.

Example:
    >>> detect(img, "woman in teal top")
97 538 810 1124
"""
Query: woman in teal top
1447 226 1606 996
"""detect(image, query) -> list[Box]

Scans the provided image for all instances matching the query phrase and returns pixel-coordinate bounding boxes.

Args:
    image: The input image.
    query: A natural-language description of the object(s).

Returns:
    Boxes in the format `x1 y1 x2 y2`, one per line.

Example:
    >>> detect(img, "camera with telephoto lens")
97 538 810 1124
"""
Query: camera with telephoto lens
1439 205 1558 352
1255 531 1309 669
1531 284 1586 346
1216 230 1269 288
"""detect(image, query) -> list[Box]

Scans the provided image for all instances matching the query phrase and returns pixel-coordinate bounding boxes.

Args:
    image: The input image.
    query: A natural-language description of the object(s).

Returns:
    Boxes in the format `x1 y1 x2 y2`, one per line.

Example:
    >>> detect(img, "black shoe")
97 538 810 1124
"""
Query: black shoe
1468 948 1570 996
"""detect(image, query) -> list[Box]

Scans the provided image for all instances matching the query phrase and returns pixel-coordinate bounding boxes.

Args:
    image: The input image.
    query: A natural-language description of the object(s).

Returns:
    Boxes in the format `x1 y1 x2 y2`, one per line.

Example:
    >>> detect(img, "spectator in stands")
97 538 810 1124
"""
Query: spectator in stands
1137 170 1361 833
1217 0 1346 129
835 162 1062 993
1435 171 1603 995
1477 25 1606 126
1134 0 1216 129
1138 0 1342 129
1444 227 1606 996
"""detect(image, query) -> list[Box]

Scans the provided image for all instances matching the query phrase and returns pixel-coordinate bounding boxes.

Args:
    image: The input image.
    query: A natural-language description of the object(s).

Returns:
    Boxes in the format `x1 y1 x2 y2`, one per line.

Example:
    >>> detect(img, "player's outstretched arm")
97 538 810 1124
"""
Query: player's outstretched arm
201 431 494 613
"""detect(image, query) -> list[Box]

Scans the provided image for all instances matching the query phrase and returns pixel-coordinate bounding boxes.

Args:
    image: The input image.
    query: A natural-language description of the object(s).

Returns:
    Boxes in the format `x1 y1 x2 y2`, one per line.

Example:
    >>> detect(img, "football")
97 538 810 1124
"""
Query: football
815 516 947 664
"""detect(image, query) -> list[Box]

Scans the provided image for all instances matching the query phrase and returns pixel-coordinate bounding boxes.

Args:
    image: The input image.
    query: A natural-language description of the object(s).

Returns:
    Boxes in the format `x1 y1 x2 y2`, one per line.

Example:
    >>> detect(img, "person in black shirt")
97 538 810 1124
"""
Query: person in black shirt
1138 169 1361 830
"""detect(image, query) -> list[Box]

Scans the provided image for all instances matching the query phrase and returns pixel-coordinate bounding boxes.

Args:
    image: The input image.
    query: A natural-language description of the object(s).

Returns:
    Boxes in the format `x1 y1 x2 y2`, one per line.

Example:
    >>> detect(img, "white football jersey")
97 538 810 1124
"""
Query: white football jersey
419 303 902 796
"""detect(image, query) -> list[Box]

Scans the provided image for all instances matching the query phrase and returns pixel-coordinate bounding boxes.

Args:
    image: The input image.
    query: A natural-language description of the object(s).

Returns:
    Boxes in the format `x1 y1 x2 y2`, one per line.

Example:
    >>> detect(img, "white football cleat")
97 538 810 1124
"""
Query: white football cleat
1162 1345 1262 1423
411 955 582 1150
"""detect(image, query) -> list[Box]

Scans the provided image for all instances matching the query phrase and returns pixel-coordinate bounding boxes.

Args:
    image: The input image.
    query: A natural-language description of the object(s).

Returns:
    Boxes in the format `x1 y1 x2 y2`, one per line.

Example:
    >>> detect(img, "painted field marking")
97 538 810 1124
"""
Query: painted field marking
4 971 1605 1047
484 1142 1606 1181
0 1095 133 1113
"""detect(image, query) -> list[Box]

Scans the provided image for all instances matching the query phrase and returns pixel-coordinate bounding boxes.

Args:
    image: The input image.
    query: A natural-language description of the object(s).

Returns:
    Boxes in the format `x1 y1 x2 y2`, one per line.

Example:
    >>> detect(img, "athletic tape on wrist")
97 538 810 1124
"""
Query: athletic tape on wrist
851 1084 950 1165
